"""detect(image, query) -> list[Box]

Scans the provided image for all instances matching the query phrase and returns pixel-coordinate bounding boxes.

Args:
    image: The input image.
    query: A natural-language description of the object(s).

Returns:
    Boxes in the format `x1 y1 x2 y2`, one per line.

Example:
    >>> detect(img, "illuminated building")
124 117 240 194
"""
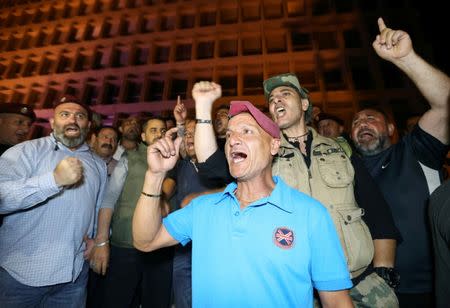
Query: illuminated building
0 0 436 130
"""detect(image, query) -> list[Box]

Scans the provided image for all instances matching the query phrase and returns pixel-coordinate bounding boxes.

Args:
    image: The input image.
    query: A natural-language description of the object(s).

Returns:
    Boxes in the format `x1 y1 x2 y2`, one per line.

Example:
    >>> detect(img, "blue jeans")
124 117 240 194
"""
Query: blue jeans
173 243 192 308
0 262 88 308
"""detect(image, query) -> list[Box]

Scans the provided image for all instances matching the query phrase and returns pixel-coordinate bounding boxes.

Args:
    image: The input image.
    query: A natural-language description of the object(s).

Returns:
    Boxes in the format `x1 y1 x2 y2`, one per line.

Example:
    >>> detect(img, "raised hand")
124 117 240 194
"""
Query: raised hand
192 81 222 107
373 17 413 62
53 157 83 187
173 95 187 124
146 127 183 174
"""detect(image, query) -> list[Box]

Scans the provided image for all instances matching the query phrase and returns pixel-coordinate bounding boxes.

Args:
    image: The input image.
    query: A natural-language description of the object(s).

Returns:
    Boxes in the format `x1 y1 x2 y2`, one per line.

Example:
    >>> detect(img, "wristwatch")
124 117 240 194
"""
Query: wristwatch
374 267 400 289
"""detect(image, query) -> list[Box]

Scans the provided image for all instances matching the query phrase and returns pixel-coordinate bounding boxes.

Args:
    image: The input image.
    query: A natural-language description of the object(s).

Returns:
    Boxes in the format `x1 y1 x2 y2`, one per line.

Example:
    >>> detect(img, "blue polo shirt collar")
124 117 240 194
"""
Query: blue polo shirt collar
216 176 294 213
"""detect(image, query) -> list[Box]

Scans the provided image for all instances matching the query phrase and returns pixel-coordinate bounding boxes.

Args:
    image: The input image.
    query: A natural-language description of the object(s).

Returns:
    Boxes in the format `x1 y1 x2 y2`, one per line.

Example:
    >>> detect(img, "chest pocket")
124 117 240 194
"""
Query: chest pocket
273 152 308 191
313 143 354 188
312 142 373 275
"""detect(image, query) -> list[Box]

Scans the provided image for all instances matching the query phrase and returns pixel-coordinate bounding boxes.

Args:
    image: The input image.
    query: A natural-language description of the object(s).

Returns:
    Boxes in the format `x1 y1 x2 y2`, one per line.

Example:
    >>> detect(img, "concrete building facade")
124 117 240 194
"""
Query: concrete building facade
0 0 433 130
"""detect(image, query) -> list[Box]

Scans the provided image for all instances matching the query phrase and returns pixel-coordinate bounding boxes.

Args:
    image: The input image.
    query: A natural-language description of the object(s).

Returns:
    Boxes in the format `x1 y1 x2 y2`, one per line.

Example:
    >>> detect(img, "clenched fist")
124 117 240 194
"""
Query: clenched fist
192 81 222 106
54 157 84 187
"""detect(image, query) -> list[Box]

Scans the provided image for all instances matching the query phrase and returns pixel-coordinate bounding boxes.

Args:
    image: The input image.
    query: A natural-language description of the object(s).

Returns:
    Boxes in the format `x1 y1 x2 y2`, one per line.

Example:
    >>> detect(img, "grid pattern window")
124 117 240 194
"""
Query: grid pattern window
0 0 423 126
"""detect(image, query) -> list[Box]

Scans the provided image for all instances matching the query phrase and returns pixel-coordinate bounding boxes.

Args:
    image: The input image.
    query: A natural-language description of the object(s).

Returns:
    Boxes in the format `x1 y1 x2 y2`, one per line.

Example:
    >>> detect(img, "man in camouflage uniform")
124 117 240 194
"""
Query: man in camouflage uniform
264 72 399 307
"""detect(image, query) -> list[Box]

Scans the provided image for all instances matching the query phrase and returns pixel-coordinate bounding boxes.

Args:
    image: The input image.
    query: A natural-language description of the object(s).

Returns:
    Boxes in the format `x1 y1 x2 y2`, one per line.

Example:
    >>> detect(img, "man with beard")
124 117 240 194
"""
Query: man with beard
0 95 107 307
91 126 119 176
113 116 142 161
350 18 449 307
0 102 36 155
132 100 353 307
91 117 174 308
263 72 400 306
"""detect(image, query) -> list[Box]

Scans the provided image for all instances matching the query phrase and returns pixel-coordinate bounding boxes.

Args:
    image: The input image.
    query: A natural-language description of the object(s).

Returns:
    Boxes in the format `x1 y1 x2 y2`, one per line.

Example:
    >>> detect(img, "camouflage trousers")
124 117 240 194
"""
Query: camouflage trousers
314 272 398 308
350 272 399 307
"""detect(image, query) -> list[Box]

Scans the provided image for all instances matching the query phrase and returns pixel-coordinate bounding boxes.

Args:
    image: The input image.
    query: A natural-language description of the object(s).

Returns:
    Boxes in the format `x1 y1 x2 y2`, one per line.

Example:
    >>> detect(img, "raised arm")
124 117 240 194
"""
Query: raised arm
132 127 182 252
374 17 450 143
173 95 188 158
192 81 222 162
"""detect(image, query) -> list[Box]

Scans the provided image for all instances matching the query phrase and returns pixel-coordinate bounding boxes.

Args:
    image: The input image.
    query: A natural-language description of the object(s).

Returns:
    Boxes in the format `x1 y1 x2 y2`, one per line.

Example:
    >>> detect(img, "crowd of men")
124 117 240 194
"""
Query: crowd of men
0 18 449 308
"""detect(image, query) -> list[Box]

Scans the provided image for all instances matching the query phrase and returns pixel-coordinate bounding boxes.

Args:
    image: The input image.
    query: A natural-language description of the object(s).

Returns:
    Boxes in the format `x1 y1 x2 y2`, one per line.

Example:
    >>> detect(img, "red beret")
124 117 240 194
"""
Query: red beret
228 101 280 139
0 103 36 122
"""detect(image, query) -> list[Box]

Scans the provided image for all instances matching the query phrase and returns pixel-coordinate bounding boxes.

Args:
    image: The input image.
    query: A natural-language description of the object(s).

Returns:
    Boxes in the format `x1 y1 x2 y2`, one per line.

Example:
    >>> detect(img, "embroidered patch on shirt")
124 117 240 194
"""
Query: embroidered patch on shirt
273 227 295 249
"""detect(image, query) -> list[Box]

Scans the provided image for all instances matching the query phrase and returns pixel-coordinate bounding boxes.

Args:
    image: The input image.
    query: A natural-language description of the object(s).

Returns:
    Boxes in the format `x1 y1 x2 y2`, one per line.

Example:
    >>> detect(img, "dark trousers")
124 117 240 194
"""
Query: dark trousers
86 269 106 308
102 244 173 308
397 292 434 308
173 243 192 308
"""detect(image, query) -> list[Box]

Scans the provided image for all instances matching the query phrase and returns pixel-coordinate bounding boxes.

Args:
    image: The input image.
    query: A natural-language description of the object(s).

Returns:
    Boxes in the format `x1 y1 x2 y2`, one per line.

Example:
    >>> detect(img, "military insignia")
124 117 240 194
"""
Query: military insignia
20 107 28 114
273 227 294 249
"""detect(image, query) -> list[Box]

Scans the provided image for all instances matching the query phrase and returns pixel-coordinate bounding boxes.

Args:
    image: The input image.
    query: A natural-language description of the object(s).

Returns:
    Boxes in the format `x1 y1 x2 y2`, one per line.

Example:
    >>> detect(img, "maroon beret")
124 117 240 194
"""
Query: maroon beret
228 101 280 139
0 103 36 122
53 95 92 120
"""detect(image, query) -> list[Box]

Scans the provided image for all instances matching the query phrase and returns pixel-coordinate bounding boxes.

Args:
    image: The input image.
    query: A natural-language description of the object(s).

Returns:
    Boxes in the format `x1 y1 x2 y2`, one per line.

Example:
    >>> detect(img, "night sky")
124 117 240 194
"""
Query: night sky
410 0 449 74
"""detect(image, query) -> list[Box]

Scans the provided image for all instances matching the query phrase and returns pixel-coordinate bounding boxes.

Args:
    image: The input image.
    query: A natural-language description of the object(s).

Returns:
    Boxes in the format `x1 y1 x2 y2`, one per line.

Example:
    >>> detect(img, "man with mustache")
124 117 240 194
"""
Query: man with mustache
0 102 36 155
91 116 174 308
113 116 142 161
0 95 107 307
132 100 353 307
91 126 119 176
350 18 450 307
263 71 400 306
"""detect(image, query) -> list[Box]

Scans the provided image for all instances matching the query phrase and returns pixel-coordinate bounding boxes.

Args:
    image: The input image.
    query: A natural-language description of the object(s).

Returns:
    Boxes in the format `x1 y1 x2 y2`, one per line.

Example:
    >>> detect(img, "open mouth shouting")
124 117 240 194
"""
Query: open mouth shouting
64 124 80 137
357 128 376 142
101 143 113 150
274 105 286 119
230 150 248 164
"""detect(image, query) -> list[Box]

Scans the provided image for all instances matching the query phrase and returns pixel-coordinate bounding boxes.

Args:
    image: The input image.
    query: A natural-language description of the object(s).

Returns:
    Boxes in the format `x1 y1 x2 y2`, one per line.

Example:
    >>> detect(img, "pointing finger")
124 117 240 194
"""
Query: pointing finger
377 17 386 32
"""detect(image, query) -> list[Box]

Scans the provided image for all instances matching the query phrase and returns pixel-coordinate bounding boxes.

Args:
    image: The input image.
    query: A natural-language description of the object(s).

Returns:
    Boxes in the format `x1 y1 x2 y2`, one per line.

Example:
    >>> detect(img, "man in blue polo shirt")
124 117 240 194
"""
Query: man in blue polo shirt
132 99 353 307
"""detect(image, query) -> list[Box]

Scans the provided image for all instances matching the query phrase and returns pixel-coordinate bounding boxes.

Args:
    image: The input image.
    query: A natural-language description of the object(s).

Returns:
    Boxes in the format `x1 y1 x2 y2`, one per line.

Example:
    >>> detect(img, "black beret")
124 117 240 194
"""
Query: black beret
0 103 36 122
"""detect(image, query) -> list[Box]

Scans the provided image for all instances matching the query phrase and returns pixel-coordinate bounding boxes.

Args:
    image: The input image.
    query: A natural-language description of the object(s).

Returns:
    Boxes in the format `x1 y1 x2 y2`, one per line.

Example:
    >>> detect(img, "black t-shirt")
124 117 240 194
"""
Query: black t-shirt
0 144 11 156
352 154 401 241
428 179 450 308
197 147 233 188
361 125 449 293
167 158 210 209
